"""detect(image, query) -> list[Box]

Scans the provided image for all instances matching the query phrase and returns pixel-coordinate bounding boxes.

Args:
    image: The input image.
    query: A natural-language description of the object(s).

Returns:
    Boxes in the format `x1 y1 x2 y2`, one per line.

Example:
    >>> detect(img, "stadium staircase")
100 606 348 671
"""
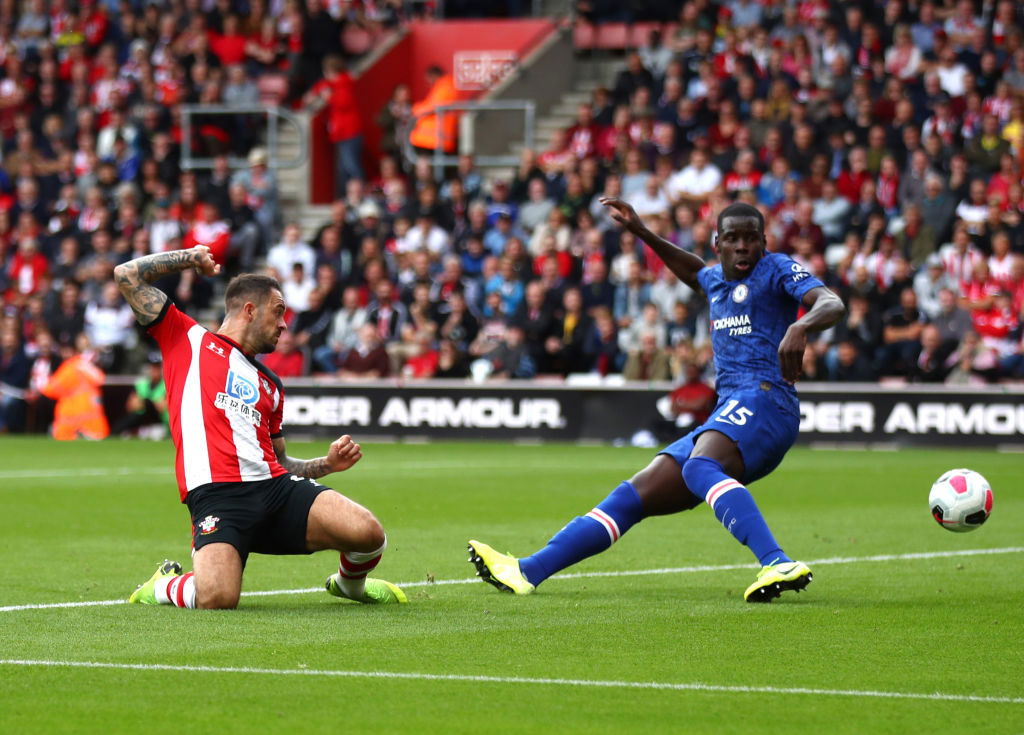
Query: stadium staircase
481 53 623 186
271 109 331 241
513 58 622 160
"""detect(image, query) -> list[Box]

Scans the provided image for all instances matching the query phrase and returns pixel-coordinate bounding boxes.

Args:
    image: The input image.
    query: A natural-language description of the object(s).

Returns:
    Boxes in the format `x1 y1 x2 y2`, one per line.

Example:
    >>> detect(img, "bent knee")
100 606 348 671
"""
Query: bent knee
196 589 240 610
355 515 386 553
631 455 701 515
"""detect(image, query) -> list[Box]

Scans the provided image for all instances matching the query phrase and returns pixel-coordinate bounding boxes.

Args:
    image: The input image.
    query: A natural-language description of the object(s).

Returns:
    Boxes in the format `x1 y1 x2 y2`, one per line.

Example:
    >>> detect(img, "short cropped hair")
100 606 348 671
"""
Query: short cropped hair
224 274 281 314
717 202 764 233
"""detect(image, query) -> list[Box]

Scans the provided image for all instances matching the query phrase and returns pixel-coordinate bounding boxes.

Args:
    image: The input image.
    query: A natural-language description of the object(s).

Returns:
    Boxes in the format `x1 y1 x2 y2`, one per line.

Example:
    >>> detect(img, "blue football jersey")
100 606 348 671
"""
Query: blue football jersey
697 252 824 398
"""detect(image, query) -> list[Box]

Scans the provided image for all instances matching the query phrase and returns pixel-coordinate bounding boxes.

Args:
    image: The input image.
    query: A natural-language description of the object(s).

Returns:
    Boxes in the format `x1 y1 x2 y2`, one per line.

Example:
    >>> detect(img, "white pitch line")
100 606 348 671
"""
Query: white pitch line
2 546 1020 614
0 467 170 479
0 461 633 481
0 659 1020 705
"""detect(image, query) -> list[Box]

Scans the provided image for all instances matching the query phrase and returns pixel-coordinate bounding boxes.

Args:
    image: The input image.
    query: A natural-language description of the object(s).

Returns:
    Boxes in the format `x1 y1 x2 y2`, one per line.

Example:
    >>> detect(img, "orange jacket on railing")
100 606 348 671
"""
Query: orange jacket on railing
409 73 460 153
40 354 109 440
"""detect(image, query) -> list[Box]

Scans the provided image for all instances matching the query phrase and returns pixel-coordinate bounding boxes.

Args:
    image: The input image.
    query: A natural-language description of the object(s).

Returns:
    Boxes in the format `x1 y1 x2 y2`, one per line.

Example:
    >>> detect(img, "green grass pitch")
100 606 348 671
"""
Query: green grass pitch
0 436 1021 734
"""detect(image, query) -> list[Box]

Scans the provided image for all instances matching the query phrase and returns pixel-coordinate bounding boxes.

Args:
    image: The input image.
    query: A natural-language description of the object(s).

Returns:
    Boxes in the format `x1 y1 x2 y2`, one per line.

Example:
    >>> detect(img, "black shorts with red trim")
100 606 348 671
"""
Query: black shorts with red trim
186 473 328 565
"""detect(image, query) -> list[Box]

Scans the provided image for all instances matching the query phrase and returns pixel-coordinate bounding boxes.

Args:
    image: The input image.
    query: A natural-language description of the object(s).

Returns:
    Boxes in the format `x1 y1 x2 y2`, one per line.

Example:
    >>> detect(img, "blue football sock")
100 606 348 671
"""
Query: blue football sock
681 456 791 567
519 482 645 587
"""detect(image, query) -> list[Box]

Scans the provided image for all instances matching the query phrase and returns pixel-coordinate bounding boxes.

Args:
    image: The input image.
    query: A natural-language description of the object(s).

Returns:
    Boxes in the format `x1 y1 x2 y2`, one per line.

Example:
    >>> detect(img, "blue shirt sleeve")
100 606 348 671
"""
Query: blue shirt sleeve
697 266 713 293
770 254 825 304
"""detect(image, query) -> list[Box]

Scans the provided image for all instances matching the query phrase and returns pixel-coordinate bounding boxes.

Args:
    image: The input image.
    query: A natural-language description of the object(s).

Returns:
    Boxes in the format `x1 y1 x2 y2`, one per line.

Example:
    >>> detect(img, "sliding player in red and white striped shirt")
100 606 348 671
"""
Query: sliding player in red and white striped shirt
115 245 405 609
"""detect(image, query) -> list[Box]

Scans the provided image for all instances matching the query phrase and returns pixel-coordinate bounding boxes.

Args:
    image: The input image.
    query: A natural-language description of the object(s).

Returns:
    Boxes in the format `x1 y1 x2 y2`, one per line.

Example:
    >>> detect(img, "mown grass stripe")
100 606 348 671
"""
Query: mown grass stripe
2 546 1020 613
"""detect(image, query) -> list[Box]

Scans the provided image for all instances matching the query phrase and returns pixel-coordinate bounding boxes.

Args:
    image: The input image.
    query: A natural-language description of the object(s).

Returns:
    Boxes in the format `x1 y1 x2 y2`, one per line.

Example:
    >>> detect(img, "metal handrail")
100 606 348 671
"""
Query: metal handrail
401 99 536 180
179 104 308 170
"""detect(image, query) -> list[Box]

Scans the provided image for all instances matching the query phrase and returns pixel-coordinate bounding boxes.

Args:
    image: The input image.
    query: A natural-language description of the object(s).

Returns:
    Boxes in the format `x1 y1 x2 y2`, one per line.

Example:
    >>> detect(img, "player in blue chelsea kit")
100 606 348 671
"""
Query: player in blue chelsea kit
468 198 845 602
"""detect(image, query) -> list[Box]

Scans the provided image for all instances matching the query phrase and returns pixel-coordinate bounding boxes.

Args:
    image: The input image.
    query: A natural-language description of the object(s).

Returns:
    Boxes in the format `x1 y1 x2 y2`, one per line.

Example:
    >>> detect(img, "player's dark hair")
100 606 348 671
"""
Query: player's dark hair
717 202 764 233
224 274 281 313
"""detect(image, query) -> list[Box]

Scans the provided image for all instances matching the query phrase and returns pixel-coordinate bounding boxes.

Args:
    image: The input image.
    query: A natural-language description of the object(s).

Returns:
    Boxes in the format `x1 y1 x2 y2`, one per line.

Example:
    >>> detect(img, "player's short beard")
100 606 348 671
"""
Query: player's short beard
258 329 280 354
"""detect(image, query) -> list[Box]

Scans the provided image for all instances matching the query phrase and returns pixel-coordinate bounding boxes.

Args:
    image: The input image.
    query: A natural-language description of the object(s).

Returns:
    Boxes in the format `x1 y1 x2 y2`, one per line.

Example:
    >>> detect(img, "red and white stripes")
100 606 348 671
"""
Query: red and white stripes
339 553 382 581
163 572 196 609
586 508 621 545
706 478 744 511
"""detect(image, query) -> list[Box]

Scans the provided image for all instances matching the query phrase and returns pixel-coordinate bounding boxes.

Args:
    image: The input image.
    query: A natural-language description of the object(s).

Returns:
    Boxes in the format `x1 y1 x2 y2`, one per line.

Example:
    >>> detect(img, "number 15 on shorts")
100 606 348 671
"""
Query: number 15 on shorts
715 399 754 426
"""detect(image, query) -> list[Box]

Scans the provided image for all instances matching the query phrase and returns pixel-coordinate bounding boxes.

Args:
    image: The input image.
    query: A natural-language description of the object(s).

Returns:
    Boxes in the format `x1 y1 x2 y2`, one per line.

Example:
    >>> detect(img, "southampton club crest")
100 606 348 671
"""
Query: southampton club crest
197 515 220 535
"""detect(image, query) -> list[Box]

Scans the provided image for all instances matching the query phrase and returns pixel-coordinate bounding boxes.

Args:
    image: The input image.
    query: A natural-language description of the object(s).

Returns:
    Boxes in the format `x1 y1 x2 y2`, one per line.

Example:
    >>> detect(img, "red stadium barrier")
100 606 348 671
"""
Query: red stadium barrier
572 22 678 50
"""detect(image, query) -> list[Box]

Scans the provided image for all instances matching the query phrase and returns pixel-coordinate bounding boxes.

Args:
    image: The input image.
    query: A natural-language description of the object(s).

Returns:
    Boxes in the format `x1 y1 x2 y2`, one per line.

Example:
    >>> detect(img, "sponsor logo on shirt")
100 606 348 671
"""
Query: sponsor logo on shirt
226 370 258 405
712 314 752 336
214 370 263 425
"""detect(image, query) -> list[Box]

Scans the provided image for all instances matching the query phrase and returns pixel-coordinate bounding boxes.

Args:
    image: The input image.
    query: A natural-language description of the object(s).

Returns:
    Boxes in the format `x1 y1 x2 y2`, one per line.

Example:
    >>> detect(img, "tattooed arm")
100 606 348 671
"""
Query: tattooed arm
113 246 221 325
272 435 363 479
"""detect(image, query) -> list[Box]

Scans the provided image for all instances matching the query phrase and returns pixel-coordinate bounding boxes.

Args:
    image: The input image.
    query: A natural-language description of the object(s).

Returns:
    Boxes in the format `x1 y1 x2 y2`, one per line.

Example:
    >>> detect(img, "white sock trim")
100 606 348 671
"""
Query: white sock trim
154 577 173 605
343 536 387 564
706 479 743 511
586 509 621 544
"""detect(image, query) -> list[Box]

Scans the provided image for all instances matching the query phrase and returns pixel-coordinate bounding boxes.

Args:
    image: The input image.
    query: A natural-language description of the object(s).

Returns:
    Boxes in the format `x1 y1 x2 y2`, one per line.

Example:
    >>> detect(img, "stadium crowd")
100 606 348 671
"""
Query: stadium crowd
2 0 1024 437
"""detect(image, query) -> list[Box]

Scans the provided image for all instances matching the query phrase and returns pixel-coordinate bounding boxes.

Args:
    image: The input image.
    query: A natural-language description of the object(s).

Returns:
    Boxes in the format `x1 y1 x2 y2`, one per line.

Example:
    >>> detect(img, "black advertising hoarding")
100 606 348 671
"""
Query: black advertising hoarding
796 384 1024 448
272 380 1024 448
100 379 1024 447
280 382 591 440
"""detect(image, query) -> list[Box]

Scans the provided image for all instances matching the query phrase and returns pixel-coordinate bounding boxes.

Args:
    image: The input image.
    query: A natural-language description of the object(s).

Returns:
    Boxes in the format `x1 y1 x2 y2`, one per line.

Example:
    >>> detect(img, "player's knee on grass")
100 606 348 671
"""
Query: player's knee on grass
196 585 241 610
192 543 243 609
193 565 242 609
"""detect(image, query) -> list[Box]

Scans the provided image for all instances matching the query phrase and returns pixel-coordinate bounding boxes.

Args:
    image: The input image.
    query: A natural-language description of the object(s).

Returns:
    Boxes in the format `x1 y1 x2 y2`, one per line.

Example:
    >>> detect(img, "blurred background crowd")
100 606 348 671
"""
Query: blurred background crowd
1 0 1024 438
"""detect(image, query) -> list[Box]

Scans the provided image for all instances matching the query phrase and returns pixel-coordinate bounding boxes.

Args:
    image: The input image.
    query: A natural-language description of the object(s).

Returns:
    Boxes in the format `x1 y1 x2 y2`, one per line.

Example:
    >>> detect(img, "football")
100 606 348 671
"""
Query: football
928 469 994 532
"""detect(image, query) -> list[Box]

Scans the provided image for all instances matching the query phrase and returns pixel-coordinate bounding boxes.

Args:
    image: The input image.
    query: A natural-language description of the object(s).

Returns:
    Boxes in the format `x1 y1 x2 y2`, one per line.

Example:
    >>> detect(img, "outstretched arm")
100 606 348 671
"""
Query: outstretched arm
112 246 220 325
600 197 706 293
778 286 846 383
272 434 363 479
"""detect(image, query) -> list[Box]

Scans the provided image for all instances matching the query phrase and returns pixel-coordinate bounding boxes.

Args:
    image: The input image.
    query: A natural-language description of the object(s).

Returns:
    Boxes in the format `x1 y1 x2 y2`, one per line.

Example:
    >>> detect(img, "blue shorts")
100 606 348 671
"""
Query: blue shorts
659 387 800 486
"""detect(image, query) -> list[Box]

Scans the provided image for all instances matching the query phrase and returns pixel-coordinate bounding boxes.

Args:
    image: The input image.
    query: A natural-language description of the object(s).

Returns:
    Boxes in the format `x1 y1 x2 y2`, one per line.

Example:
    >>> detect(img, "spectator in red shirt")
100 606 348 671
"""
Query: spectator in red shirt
246 18 284 74
402 329 440 379
82 3 109 49
960 259 1000 314
837 147 872 203
781 200 826 255
532 232 574 279
261 329 305 378
5 237 48 306
304 55 363 197
183 203 231 266
209 14 248 66
667 360 716 427
876 155 901 216
723 150 762 198
338 323 391 379
564 103 602 160
972 291 1019 359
